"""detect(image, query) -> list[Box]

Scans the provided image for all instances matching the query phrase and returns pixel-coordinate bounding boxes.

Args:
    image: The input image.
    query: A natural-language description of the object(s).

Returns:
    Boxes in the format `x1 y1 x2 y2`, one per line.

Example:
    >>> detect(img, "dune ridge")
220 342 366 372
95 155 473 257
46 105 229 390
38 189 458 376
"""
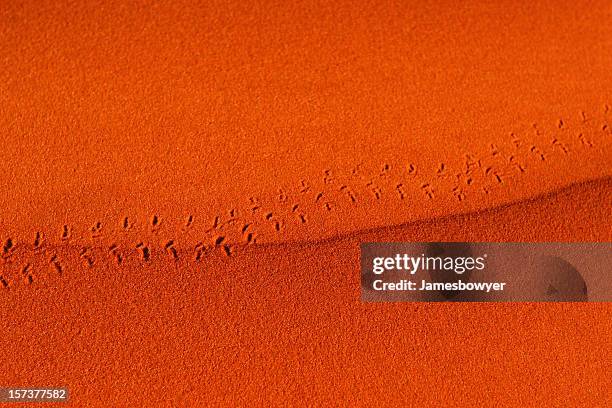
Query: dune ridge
1 176 610 294
1 107 610 253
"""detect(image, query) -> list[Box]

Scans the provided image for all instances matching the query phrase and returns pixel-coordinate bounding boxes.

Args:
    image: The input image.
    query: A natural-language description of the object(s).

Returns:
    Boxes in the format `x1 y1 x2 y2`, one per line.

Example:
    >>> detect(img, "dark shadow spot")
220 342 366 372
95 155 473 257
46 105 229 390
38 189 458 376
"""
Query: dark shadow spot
537 256 588 302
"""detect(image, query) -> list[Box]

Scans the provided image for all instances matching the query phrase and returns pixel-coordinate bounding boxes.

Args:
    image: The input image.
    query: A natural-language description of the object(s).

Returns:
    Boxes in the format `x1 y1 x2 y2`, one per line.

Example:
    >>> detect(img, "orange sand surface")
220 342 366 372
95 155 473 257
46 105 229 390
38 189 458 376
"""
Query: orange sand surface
1 0 611 406
1 179 611 406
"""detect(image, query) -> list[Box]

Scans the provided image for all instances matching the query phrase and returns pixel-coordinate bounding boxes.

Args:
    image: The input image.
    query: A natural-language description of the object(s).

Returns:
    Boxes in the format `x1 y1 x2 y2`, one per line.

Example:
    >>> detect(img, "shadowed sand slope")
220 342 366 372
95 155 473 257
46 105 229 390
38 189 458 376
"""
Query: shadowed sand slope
0 178 610 406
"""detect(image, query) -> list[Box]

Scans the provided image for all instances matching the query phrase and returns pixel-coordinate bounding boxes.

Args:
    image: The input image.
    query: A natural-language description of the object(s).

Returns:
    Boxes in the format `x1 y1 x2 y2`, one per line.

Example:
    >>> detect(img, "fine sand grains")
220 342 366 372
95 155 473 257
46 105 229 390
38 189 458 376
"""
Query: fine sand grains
0 179 611 406
1 0 611 406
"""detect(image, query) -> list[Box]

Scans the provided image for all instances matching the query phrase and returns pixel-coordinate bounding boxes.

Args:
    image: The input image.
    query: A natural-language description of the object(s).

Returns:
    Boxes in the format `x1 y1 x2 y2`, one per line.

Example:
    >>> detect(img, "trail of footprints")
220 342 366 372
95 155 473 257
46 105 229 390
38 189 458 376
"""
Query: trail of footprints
0 106 610 288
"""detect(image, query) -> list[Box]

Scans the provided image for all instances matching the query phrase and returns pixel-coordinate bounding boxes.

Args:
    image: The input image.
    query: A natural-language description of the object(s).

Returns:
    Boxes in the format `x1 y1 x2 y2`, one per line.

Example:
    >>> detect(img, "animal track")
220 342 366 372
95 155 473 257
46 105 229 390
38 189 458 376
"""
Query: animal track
165 241 179 261
380 164 390 177
395 184 406 200
366 182 382 200
79 248 94 267
22 263 33 284
530 146 546 161
510 133 521 149
248 197 261 213
151 215 161 230
340 186 357 203
50 255 63 274
452 186 466 202
91 222 103 237
0 106 610 280
136 243 151 262
421 183 434 199
278 190 288 203
578 133 593 148
183 215 194 230
552 138 569 154
33 232 43 249
299 180 311 194
194 242 208 262
2 238 13 256
21 263 31 275
109 244 123 265
508 156 526 173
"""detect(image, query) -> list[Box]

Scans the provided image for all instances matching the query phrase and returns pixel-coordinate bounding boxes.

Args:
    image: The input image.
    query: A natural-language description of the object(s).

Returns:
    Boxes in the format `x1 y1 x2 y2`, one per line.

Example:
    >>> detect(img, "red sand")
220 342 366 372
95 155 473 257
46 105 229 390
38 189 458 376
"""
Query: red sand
1 0 611 406
1 179 611 406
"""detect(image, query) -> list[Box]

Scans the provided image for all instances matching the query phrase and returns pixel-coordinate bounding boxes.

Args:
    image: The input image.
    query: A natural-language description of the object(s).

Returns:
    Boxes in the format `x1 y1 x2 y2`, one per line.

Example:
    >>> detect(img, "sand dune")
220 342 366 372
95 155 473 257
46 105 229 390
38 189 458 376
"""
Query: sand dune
1 178 611 406
1 0 611 405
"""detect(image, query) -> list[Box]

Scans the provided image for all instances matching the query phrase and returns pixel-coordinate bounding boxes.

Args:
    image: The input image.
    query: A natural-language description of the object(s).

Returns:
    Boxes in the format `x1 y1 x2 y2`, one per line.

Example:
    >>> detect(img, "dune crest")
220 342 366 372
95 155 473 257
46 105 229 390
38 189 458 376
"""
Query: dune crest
1 176 610 292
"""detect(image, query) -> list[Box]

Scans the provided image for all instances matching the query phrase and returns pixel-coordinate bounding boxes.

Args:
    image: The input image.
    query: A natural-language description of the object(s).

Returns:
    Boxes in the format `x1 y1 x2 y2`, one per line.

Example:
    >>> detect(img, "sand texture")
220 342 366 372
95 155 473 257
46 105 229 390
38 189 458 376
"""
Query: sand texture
1 0 611 406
